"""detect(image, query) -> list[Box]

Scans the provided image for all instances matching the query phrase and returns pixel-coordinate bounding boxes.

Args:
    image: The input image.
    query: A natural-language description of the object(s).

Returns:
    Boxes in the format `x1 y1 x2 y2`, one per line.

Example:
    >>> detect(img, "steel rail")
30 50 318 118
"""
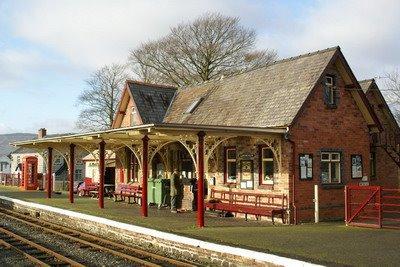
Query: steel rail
0 226 84 267
0 208 196 267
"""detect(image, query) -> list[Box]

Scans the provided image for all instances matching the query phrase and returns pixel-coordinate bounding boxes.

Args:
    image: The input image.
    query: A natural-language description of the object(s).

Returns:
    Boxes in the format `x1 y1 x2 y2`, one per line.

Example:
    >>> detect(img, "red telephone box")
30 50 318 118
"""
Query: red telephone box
21 156 39 190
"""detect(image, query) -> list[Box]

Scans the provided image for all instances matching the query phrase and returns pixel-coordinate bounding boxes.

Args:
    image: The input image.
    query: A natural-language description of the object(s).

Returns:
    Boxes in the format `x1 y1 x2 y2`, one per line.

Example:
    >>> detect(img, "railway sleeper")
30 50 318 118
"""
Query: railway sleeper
27 250 47 256
35 254 55 260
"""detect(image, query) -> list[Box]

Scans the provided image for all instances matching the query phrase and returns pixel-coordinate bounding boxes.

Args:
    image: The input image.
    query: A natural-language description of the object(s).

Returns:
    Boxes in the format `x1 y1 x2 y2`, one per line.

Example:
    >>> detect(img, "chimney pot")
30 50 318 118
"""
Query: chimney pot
38 128 47 139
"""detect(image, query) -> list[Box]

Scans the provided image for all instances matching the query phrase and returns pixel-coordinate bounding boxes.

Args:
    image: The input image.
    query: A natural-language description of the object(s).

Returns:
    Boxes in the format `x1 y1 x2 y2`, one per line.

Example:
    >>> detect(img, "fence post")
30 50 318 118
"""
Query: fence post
314 184 319 223
378 186 382 228
344 185 349 225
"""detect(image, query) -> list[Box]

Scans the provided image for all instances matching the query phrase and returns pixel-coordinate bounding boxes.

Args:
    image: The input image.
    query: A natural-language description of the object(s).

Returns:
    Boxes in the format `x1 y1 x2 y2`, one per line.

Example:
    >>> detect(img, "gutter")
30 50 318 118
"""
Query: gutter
11 123 287 147
285 127 298 225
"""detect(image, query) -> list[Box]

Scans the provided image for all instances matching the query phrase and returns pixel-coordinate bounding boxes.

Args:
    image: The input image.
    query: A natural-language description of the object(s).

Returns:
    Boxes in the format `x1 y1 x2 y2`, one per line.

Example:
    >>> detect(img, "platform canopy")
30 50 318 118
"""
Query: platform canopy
11 123 286 227
12 123 286 147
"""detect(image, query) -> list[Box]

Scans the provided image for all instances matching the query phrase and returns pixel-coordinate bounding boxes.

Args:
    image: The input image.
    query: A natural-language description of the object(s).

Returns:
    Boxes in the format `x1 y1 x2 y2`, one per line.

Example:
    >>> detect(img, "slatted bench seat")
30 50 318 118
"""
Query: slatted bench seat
113 184 142 204
205 188 287 224
78 181 99 197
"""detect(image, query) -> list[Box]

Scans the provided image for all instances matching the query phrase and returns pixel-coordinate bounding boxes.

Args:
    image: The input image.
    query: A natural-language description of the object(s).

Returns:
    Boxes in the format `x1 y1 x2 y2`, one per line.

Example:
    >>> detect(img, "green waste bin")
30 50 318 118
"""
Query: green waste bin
147 178 170 208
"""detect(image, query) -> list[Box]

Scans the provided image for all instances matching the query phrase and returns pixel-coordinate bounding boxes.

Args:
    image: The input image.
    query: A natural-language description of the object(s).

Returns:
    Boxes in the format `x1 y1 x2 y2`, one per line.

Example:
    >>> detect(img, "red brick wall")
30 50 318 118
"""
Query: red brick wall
372 147 399 188
288 66 371 222
365 88 400 188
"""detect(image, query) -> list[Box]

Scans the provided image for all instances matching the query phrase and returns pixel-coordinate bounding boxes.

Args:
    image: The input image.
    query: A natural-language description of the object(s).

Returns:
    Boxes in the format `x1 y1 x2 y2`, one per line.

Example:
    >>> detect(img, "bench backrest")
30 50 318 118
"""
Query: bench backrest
210 188 287 209
83 177 93 186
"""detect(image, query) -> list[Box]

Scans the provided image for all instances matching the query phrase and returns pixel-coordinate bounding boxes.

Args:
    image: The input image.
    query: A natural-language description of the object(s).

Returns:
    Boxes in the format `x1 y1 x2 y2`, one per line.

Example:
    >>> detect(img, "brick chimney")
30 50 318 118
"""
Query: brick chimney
38 128 47 139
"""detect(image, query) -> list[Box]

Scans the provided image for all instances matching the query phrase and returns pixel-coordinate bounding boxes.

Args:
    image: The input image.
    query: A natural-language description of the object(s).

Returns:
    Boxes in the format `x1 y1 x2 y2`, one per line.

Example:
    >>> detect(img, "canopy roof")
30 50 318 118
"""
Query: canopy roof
12 123 286 148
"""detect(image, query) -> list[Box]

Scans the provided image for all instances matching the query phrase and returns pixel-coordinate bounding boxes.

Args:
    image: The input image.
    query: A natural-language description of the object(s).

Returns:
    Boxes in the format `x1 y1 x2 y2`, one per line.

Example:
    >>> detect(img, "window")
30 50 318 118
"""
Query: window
351 155 363 179
321 152 341 184
54 156 62 165
75 169 83 180
323 75 338 108
370 151 376 179
224 147 237 183
299 154 313 180
260 147 274 185
131 107 137 126
184 97 204 114
130 153 139 182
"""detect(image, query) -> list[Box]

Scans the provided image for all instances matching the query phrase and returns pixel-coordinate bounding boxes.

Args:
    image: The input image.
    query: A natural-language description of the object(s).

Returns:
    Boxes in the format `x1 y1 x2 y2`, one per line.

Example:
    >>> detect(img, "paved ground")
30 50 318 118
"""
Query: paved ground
1 185 400 266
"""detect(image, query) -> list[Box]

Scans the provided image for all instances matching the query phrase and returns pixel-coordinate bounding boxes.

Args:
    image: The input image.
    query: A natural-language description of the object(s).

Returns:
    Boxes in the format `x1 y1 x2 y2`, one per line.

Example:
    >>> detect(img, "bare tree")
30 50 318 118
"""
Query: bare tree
382 69 400 122
76 64 129 131
130 13 277 86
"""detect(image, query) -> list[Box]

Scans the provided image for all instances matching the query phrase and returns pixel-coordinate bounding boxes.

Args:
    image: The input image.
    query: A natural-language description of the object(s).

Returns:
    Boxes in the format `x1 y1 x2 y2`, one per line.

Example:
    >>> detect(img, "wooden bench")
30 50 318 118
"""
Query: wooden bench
78 180 99 197
205 188 287 224
113 183 142 204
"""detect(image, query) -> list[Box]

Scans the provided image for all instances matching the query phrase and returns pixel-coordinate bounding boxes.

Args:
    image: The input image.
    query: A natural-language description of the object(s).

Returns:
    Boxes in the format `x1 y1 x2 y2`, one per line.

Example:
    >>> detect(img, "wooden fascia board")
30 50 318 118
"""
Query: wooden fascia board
370 81 400 132
334 52 383 131
112 83 129 128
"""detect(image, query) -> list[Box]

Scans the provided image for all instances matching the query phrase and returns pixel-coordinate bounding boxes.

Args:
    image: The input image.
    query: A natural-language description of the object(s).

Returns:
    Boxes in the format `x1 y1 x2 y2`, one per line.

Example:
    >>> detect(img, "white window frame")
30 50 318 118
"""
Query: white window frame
321 152 341 184
325 75 336 105
261 148 274 185
226 148 237 183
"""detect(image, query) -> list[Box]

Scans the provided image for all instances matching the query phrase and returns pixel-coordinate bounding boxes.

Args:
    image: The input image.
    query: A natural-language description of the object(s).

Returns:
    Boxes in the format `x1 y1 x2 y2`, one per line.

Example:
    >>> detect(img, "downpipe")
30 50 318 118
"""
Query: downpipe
285 127 298 225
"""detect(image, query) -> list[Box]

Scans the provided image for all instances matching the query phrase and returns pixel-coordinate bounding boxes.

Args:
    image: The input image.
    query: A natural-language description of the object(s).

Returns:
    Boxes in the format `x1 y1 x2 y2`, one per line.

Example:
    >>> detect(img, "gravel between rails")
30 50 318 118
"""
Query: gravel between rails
0 214 140 267
0 247 34 267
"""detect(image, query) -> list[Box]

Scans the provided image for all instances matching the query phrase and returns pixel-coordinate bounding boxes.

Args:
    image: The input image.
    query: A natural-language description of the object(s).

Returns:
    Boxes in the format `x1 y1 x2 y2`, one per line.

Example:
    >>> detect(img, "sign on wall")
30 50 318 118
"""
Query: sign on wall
351 155 363 179
299 154 313 180
240 160 254 189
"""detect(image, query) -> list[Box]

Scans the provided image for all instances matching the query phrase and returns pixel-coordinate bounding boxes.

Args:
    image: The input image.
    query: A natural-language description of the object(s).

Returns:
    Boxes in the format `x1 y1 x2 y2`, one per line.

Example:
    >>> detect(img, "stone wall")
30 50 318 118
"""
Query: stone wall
207 136 288 194
0 196 317 267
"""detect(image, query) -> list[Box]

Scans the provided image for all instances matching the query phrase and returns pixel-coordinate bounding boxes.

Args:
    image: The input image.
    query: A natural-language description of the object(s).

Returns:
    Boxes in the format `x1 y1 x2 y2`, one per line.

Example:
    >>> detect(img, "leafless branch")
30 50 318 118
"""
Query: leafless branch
76 63 129 131
129 13 277 86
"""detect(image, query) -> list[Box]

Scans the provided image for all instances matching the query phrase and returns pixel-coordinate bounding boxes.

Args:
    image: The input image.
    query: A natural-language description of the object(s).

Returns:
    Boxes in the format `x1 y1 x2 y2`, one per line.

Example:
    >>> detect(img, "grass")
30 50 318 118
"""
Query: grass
1 185 399 266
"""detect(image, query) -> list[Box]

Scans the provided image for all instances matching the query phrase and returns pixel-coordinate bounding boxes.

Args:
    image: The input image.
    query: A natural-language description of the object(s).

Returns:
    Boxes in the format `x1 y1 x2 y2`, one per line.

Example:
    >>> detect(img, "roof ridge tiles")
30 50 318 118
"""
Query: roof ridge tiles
126 80 177 90
179 46 340 89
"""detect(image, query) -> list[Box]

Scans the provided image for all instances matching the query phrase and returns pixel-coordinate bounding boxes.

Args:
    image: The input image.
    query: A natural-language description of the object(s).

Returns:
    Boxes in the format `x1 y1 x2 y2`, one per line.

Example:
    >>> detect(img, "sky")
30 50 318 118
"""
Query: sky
0 0 399 134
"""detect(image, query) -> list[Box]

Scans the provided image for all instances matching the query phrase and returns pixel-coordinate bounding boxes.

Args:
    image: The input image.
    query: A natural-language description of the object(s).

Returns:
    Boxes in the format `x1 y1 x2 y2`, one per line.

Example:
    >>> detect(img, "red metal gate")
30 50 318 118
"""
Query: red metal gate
345 185 400 229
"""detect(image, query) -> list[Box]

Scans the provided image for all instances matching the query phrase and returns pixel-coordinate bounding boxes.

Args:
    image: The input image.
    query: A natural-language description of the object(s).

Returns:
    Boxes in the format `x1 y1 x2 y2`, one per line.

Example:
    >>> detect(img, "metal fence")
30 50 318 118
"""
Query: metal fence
0 173 22 187
345 185 400 229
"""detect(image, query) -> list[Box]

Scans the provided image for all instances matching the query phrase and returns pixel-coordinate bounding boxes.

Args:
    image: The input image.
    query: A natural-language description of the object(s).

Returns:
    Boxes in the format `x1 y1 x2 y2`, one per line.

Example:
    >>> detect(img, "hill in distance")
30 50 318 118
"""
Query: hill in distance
0 133 36 156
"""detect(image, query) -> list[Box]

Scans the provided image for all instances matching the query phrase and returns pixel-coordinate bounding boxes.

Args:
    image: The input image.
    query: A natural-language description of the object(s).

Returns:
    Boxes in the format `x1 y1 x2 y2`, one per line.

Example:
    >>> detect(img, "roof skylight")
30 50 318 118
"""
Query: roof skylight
184 97 204 114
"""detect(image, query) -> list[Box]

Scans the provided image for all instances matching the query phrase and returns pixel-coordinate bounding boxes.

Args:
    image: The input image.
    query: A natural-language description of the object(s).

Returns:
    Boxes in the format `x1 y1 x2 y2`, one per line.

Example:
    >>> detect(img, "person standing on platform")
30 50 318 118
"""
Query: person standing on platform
170 169 180 213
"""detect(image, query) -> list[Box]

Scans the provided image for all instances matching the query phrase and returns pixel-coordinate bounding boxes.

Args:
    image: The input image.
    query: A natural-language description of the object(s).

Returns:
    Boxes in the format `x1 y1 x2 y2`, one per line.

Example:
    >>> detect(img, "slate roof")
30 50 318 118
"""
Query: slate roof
163 47 338 127
128 81 176 124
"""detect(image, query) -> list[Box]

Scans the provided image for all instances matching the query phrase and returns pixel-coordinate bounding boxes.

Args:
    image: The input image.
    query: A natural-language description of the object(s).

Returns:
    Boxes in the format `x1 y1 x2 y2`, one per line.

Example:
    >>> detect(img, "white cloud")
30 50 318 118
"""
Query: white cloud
265 0 400 79
0 49 45 89
10 0 267 69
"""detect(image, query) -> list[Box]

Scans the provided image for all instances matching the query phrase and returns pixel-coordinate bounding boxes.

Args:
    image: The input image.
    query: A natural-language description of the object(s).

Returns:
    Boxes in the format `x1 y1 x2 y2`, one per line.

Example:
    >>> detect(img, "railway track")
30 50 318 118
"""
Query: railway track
0 207 196 267
0 225 84 266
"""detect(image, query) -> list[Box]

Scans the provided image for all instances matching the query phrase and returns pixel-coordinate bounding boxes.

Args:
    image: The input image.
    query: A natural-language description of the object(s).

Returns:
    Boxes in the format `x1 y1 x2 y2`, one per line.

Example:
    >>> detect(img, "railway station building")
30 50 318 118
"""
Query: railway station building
13 46 400 225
